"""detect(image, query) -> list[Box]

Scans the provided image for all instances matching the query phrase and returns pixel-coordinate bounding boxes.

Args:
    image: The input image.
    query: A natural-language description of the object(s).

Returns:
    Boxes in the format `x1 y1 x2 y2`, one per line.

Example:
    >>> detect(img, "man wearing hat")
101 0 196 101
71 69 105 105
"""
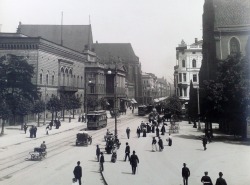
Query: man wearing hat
182 163 190 185
124 142 130 161
130 150 139 174
201 171 213 185
73 161 82 185
215 172 227 185
100 152 105 172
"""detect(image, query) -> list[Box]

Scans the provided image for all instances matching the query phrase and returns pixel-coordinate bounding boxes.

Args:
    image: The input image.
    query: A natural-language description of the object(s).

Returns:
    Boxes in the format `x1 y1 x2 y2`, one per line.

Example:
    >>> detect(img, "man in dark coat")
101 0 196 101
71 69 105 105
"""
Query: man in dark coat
124 142 130 161
23 123 28 134
215 172 227 185
73 161 82 185
33 126 37 138
182 163 190 185
130 150 139 175
96 145 101 162
161 125 166 135
158 137 164 151
201 171 213 185
99 152 105 171
126 127 131 139
156 126 160 137
136 127 141 138
202 136 208 150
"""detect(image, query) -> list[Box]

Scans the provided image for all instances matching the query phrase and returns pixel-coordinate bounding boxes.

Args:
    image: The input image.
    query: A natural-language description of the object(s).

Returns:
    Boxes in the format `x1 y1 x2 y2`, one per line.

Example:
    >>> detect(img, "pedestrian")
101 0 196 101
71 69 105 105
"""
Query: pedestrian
136 126 141 138
202 136 208 150
49 121 53 130
124 142 130 161
96 145 101 162
69 114 71 123
146 123 151 133
29 126 34 138
40 141 47 152
161 124 166 135
130 150 139 175
73 161 82 185
182 163 190 185
33 126 37 138
81 114 84 122
132 107 134 113
215 172 227 185
201 171 213 185
23 123 28 134
142 127 147 137
46 125 49 135
152 137 158 151
100 152 105 171
126 127 131 139
151 124 155 133
78 115 81 122
158 137 164 151
156 126 160 137
168 134 172 146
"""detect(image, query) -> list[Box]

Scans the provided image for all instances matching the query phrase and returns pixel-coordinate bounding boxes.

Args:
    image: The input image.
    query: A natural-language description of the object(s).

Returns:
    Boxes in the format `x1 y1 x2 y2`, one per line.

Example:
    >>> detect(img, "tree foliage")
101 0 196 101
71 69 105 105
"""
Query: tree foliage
163 95 182 114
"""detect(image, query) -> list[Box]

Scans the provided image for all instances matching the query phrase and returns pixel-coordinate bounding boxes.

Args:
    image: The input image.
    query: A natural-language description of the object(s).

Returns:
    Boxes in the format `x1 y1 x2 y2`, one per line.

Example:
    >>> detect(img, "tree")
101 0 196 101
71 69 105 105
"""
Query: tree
46 96 62 122
0 100 11 135
202 53 250 137
32 100 45 127
68 96 82 119
0 54 39 125
188 81 198 127
163 95 182 115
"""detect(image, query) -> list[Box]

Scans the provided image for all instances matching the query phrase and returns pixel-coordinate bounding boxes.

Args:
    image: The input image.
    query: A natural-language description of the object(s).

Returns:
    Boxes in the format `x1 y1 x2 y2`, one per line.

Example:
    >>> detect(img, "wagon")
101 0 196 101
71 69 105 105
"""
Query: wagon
76 131 92 146
29 147 47 161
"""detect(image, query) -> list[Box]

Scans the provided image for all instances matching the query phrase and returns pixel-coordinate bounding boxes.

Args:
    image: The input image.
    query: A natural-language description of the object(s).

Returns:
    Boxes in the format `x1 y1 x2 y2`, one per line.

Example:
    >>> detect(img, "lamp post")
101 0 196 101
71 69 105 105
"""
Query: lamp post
43 82 47 125
197 87 201 130
107 67 118 137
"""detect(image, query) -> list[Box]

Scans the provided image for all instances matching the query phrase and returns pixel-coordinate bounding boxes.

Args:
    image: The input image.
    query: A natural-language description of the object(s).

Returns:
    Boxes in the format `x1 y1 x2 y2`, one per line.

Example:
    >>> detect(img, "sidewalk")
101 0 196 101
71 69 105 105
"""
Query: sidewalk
0 118 86 147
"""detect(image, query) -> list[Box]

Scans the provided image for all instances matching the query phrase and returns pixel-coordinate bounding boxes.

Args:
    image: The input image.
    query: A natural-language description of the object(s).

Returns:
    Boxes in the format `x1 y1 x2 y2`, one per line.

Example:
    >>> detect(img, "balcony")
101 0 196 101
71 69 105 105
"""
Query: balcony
59 86 78 92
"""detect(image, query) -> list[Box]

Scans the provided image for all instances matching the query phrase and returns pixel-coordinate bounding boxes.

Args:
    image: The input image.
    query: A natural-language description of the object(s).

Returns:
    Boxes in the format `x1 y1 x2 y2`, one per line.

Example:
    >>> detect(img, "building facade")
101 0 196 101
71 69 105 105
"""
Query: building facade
0 33 86 122
174 38 202 108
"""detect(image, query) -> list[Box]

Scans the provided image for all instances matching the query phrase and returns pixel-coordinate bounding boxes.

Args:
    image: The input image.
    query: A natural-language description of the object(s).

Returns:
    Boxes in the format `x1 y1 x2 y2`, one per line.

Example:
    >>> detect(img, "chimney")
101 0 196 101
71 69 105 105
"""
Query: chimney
195 38 198 43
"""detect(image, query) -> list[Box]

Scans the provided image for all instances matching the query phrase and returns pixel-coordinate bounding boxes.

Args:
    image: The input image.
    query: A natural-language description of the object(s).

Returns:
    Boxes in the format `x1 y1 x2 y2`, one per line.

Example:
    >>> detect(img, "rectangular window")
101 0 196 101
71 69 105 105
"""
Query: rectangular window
182 60 185 67
183 73 186 82
193 74 197 82
184 88 187 97
179 87 182 96
46 74 49 85
179 73 182 82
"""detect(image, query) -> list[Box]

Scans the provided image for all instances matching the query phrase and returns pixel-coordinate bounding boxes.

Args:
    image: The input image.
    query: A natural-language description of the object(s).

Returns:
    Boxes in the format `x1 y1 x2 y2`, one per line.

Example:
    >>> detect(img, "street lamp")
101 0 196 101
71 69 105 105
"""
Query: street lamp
107 67 118 137
197 87 201 130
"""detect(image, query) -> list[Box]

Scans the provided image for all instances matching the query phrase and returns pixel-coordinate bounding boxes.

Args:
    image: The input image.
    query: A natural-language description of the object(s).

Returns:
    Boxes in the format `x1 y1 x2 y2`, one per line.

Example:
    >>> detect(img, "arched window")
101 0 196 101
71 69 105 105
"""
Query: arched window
65 68 69 86
77 76 79 88
60 67 65 86
69 69 73 86
51 71 55 86
192 59 196 68
182 60 185 67
230 37 240 55
46 73 49 85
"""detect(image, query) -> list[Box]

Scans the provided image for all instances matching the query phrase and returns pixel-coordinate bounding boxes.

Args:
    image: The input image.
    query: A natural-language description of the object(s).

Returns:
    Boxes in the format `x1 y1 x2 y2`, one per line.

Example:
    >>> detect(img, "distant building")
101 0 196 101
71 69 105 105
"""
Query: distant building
174 38 203 109
92 43 142 104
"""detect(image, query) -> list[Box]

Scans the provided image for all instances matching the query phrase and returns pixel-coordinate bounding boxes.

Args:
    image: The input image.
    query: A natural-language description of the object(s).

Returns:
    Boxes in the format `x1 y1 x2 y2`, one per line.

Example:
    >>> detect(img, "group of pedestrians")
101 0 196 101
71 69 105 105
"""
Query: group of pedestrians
124 142 139 175
182 163 227 185
29 125 37 138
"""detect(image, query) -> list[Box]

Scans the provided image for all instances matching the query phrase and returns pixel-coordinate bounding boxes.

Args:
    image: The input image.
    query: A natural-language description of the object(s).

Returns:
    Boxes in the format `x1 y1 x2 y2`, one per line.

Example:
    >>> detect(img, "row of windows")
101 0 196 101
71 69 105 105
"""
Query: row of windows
178 73 198 83
0 43 38 50
181 59 197 68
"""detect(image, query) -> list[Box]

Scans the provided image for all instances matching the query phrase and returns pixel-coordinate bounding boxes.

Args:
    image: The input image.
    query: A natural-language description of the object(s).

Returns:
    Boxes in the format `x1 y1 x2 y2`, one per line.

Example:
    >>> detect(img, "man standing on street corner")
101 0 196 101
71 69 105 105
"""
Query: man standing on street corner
182 163 190 185
202 136 208 150
201 171 213 185
73 161 82 185
100 152 105 172
124 142 130 161
96 145 100 162
130 150 139 175
126 127 131 139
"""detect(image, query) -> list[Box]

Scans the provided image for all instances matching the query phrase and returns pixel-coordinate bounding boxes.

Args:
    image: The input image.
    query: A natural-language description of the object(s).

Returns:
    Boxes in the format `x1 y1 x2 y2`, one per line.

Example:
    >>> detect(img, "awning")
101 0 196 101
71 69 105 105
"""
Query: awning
131 98 137 104
153 98 160 103
120 98 130 102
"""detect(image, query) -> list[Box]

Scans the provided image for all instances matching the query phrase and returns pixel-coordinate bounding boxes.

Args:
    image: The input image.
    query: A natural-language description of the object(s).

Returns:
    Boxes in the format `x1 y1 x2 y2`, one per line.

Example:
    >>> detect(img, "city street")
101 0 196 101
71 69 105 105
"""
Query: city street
1 110 250 185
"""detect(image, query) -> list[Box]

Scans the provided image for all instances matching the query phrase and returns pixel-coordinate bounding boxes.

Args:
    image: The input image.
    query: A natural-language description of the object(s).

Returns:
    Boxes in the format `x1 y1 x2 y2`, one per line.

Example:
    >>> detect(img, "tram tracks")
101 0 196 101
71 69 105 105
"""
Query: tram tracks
0 115 142 183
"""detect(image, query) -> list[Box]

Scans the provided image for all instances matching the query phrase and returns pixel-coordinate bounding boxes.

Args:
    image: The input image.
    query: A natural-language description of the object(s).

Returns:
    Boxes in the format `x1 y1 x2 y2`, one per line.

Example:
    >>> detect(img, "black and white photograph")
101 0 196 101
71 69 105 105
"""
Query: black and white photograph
0 0 249 184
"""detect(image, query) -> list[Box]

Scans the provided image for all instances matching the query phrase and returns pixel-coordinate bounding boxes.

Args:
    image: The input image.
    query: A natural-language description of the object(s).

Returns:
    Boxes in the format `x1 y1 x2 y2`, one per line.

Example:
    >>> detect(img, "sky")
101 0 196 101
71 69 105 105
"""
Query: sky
0 0 204 83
